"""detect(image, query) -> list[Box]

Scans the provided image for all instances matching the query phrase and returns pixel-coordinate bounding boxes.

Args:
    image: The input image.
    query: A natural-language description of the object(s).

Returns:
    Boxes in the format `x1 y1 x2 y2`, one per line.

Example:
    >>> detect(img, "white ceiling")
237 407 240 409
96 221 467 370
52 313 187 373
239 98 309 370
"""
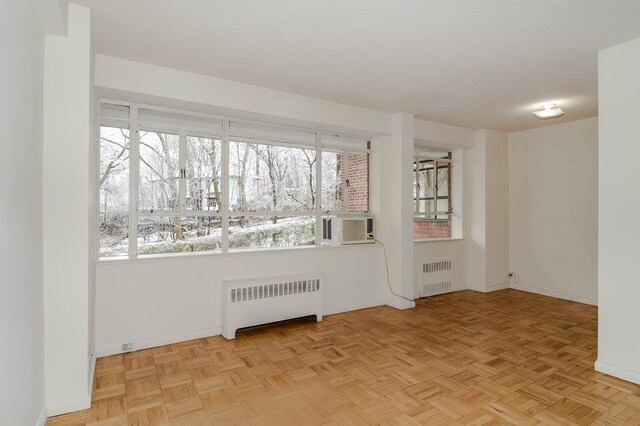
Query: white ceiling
76 0 640 132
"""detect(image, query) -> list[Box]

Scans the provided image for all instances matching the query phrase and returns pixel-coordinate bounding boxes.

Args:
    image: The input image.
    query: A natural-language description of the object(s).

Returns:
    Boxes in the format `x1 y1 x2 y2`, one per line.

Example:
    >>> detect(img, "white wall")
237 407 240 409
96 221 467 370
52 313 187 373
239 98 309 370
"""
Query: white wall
95 54 391 136
414 118 475 149
509 118 598 305
0 1 46 425
92 55 483 358
596 37 640 384
466 130 510 292
96 246 388 355
43 4 94 416
377 113 416 309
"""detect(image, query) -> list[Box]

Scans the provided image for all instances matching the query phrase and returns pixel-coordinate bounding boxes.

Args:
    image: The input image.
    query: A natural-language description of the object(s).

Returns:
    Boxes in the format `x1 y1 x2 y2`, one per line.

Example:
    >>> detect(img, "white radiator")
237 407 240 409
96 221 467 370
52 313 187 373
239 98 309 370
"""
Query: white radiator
221 273 323 340
420 259 453 297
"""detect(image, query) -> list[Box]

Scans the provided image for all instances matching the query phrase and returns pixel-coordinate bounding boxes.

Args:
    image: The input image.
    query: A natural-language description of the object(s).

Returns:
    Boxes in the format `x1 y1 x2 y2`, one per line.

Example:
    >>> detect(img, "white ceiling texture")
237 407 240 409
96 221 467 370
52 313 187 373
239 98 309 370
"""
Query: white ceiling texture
77 0 640 132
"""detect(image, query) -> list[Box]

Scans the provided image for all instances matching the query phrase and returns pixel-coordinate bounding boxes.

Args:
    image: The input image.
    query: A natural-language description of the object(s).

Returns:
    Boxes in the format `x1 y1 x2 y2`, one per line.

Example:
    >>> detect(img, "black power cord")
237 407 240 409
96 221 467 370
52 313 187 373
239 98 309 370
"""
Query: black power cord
376 239 415 303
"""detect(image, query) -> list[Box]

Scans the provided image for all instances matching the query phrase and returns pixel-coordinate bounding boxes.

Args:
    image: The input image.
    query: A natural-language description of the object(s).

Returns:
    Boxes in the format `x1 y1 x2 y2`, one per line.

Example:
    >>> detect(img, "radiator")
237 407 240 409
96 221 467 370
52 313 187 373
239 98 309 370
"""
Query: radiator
221 273 323 339
420 259 453 297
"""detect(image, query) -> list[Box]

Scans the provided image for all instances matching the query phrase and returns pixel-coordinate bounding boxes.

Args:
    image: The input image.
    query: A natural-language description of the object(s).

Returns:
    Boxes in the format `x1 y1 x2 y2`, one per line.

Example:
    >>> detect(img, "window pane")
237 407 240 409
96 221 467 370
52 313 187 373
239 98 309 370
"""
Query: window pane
137 216 222 255
99 214 128 258
229 141 316 213
417 159 435 213
321 151 344 212
436 162 451 219
186 136 222 212
229 216 315 250
99 126 129 212
347 152 368 212
139 131 180 212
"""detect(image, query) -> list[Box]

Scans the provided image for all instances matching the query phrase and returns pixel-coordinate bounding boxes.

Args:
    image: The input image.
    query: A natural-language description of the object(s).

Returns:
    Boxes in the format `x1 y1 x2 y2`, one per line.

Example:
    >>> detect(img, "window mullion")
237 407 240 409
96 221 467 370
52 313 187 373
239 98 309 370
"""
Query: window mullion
414 159 420 215
129 105 140 259
179 131 187 214
343 149 349 211
221 119 230 253
315 133 322 246
431 160 437 217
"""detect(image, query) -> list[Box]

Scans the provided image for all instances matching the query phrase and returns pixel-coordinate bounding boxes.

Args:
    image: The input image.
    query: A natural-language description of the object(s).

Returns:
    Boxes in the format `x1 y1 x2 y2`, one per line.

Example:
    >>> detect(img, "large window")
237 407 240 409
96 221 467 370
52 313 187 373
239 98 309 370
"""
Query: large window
413 150 452 240
98 102 369 258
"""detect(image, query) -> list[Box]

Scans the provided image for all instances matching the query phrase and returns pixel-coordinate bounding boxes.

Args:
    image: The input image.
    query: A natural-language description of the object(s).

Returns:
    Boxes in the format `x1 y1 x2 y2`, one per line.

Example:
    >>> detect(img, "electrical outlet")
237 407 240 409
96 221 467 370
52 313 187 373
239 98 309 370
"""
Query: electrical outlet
122 343 135 352
508 272 519 284
562 279 573 287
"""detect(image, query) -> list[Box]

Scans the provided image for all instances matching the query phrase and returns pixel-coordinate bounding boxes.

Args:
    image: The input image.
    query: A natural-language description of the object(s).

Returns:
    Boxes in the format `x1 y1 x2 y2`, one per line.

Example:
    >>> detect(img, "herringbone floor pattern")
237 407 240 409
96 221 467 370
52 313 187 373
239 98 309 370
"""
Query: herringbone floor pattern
48 290 640 425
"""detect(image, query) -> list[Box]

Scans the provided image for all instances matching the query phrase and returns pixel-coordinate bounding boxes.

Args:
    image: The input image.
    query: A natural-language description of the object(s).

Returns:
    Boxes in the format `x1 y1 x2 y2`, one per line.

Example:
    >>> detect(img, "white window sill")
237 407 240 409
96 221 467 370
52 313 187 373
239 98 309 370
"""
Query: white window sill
96 242 379 264
414 237 464 243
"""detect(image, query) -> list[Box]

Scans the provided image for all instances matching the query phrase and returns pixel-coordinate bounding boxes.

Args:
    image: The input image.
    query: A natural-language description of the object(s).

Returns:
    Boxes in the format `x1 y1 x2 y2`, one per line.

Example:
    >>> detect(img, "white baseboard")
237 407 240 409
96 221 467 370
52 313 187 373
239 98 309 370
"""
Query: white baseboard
325 299 385 316
486 282 509 292
88 351 96 397
96 327 222 357
510 283 597 306
595 359 640 385
35 405 47 426
47 395 91 417
386 296 416 310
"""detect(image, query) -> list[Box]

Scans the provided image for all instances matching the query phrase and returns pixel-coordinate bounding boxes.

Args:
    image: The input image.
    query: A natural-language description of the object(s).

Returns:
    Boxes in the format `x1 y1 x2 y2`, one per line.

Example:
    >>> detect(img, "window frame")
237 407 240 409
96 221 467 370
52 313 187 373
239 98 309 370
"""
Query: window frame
97 100 370 259
413 150 453 240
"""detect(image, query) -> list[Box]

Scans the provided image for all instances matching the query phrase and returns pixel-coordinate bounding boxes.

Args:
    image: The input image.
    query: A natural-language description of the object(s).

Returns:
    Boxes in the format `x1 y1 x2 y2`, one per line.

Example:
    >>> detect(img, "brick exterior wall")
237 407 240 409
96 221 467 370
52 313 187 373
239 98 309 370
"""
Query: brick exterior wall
347 152 369 212
336 152 369 212
413 219 451 239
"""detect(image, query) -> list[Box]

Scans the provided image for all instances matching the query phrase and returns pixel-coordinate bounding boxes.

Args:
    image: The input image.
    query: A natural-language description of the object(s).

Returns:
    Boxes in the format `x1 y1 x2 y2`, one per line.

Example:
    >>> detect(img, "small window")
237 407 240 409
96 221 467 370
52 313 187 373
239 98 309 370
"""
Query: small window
99 105 130 257
413 150 452 239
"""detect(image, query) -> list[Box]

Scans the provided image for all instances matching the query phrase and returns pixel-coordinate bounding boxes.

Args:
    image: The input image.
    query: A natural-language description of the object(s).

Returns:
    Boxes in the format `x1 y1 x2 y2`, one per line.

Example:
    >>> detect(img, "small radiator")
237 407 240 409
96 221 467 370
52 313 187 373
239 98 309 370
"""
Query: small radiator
221 273 323 339
420 259 453 297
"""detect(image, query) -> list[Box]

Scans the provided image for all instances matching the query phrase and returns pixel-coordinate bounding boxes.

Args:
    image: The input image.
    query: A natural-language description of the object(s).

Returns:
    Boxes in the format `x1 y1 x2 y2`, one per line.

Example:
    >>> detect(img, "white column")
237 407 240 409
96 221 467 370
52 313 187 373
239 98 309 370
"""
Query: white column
43 4 93 415
467 129 509 292
378 113 415 309
596 36 640 385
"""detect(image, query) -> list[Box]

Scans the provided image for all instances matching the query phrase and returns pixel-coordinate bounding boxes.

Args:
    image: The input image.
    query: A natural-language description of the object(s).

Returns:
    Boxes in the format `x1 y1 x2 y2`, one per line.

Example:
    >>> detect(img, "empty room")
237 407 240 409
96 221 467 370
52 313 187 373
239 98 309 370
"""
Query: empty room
3 0 640 425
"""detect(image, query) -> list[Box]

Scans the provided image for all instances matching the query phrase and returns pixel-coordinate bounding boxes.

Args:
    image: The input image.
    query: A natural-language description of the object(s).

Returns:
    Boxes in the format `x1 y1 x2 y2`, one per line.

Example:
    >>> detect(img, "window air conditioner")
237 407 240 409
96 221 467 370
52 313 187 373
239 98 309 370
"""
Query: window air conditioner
321 214 375 245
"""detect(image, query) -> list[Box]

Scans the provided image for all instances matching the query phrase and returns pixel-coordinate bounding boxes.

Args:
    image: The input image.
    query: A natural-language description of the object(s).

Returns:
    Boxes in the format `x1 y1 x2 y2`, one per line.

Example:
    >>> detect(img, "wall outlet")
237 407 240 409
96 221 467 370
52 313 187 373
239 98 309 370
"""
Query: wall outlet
508 272 519 284
122 343 135 352
562 279 573 287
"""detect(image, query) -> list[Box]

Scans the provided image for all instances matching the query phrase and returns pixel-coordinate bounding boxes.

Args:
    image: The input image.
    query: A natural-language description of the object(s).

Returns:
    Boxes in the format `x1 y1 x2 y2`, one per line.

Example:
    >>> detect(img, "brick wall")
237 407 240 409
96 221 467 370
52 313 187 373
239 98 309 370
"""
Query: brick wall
347 152 369 212
413 219 451 239
336 152 369 212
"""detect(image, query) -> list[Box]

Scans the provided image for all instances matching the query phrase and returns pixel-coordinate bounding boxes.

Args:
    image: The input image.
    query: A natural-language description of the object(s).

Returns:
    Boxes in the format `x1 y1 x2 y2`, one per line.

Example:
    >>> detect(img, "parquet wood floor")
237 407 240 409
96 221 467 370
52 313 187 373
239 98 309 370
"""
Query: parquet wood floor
47 289 640 425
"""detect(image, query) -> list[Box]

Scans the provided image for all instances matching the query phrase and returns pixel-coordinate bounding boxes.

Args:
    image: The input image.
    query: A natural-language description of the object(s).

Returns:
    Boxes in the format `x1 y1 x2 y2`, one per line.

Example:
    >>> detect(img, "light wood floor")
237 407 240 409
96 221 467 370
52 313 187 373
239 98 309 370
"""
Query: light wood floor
48 289 640 426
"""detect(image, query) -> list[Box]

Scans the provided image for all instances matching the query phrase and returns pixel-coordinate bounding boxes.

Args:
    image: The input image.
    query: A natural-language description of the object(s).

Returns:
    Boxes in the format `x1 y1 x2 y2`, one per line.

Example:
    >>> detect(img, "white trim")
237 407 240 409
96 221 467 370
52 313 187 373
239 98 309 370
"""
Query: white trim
509 284 598 306
487 282 509 292
386 297 416 310
35 405 47 426
97 229 381 264
100 98 374 149
88 352 96 400
96 327 221 357
323 300 386 316
414 237 464 243
595 360 640 385
47 395 91 418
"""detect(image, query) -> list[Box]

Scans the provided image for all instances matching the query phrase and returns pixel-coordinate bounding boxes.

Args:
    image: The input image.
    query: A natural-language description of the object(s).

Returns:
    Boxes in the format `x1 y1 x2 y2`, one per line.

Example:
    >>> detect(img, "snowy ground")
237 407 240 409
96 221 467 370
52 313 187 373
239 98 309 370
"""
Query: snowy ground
99 216 315 257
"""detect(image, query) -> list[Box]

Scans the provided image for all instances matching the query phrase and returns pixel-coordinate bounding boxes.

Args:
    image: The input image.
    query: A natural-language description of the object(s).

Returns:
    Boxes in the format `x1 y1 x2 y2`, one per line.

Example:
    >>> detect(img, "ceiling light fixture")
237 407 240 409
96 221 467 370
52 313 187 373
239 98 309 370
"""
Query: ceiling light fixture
533 103 564 119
